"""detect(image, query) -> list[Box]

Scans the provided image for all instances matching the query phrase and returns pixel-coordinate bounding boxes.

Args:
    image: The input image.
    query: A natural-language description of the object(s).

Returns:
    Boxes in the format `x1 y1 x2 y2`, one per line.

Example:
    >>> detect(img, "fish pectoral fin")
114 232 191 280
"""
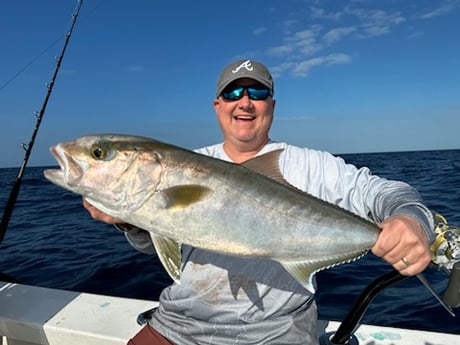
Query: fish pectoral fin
162 185 212 209
149 233 182 284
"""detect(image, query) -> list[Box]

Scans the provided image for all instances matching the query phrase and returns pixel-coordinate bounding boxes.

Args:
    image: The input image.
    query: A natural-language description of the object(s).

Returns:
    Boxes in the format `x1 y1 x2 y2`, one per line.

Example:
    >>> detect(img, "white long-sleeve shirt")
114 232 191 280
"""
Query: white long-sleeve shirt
125 141 434 345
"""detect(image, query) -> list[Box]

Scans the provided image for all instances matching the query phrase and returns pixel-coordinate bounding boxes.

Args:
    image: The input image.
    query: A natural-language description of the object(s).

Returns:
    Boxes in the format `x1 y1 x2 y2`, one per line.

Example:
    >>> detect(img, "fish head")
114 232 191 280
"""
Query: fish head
44 134 164 217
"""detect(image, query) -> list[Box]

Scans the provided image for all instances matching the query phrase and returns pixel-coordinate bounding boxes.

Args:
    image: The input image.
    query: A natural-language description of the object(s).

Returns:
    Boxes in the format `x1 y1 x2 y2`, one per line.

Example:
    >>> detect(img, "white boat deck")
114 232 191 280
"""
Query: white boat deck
0 281 155 345
1 281 459 345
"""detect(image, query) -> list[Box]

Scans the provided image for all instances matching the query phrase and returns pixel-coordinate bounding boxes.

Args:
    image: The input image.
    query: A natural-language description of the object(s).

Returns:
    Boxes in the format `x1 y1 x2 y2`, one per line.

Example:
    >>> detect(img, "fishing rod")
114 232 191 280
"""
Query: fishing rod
0 0 84 246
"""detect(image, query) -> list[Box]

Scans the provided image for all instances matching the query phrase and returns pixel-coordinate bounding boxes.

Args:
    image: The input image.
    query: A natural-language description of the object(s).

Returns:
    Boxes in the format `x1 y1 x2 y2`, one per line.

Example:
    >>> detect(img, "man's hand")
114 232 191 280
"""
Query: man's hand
82 198 122 224
372 215 431 275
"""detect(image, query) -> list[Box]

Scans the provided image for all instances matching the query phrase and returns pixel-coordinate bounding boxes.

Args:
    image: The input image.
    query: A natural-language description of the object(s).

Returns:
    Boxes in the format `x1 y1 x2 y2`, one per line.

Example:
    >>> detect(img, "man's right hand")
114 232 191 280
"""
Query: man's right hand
82 198 122 224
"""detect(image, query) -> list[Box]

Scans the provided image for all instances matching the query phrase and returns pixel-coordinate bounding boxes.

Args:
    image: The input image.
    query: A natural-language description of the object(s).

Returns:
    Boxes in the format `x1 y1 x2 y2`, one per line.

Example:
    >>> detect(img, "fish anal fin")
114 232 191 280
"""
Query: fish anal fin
281 251 369 294
281 261 318 294
149 233 182 284
162 185 211 209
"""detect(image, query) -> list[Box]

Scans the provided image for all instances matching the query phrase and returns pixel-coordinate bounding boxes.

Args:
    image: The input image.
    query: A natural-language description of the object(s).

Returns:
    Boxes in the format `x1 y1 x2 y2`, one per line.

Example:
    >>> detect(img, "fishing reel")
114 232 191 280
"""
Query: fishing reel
430 213 460 272
430 212 460 309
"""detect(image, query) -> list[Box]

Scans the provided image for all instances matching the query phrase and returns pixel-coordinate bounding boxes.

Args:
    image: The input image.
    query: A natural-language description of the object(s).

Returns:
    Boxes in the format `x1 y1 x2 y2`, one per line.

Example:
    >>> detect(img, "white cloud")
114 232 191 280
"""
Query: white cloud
310 6 342 21
292 57 324 77
253 27 267 36
270 27 323 57
326 53 352 64
283 18 298 28
287 53 352 77
266 27 323 57
270 62 296 78
323 27 356 44
266 44 295 57
344 6 405 38
420 1 460 19
262 2 435 80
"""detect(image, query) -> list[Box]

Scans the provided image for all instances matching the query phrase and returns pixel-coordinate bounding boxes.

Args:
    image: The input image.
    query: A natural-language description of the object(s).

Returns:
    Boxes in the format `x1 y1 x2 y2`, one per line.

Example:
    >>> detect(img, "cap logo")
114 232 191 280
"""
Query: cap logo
232 60 253 73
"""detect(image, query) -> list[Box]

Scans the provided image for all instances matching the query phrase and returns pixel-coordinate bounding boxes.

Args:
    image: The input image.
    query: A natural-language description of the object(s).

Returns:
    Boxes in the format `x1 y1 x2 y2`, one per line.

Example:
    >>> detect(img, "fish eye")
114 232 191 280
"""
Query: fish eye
90 142 115 161
92 146 104 159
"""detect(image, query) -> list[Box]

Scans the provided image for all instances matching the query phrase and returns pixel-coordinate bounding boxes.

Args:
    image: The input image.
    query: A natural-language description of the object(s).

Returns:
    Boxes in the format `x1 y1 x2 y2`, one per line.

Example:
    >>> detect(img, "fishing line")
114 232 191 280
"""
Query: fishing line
0 36 63 93
0 0 104 93
0 0 84 245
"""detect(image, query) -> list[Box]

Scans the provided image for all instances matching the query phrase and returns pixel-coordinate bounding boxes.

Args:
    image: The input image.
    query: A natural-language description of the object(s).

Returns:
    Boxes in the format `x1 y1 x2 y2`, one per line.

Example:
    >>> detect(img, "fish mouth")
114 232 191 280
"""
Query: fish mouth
43 144 83 188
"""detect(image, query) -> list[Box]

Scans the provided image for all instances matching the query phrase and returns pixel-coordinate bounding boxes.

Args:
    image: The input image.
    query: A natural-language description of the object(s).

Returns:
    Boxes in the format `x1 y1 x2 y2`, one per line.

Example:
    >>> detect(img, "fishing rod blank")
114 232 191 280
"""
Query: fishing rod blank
0 0 84 245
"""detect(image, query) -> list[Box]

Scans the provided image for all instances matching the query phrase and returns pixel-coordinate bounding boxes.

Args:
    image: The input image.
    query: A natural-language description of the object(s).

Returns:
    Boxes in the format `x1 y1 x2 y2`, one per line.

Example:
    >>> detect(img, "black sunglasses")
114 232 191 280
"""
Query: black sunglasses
221 85 271 101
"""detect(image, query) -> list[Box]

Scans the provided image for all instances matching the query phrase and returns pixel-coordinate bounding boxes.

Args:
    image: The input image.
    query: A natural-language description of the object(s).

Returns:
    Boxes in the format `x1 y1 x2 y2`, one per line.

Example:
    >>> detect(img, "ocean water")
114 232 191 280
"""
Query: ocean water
0 149 459 335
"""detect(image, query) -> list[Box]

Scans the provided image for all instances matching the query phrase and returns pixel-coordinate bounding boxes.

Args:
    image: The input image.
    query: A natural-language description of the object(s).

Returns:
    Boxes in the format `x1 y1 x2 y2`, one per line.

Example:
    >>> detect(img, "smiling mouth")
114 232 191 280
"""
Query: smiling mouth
234 115 255 121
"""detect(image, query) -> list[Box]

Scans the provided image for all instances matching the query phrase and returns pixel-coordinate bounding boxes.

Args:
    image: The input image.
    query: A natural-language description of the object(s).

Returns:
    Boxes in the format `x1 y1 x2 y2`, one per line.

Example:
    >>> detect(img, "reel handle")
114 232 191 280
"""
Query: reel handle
443 261 460 308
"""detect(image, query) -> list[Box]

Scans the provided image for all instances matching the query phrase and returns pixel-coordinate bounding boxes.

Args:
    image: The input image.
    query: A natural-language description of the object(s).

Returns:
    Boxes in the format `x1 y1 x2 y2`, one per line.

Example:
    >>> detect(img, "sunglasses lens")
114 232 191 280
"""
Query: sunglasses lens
247 87 270 100
221 86 270 101
222 87 244 100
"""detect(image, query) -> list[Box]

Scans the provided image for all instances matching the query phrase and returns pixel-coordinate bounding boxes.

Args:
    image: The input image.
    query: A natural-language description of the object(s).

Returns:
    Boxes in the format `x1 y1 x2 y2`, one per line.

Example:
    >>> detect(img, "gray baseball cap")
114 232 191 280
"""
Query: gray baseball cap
216 59 274 98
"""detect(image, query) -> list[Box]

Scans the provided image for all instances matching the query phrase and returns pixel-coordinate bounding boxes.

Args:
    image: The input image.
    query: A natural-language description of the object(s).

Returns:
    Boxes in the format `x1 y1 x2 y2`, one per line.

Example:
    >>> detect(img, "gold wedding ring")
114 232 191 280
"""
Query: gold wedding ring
401 256 410 267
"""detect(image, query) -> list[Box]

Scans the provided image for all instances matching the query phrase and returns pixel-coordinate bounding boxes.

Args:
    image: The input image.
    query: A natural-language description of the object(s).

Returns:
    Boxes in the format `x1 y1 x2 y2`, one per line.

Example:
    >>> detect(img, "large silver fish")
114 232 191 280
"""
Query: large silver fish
44 134 380 293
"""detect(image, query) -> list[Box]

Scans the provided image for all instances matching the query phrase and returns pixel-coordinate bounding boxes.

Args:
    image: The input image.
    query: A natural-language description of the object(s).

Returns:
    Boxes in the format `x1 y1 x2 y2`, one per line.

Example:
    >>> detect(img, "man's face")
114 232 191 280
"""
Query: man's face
213 78 275 149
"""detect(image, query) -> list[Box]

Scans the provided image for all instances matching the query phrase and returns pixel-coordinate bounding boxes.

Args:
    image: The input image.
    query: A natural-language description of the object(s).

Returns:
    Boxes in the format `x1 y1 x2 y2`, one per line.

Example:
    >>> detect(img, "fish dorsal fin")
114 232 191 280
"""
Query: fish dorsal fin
149 233 182 284
162 185 211 209
241 149 293 188
280 250 369 294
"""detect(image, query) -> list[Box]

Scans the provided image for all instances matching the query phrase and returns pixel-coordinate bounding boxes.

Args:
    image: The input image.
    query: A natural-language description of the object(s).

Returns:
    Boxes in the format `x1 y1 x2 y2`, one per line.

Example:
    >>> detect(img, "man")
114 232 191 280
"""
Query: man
84 59 433 344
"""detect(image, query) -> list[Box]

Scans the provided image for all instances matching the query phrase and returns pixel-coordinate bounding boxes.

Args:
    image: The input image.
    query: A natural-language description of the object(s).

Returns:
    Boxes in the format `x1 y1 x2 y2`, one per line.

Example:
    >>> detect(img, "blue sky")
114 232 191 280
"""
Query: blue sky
0 0 459 167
